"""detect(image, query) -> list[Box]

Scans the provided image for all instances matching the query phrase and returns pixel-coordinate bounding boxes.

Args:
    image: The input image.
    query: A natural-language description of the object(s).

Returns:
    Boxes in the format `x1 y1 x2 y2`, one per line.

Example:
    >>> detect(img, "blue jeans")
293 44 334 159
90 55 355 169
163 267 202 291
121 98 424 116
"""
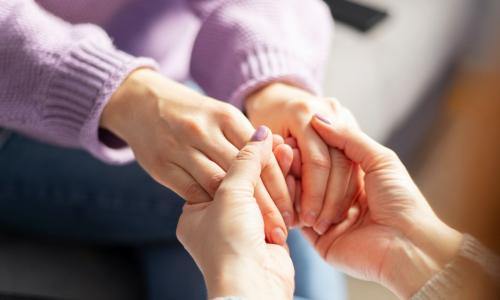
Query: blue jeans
0 132 345 300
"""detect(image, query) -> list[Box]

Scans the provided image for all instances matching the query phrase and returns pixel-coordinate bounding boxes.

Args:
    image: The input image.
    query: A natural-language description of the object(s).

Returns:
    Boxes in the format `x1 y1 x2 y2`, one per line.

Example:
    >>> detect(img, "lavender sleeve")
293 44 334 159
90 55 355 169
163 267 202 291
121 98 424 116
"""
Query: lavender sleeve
187 0 334 108
0 0 157 164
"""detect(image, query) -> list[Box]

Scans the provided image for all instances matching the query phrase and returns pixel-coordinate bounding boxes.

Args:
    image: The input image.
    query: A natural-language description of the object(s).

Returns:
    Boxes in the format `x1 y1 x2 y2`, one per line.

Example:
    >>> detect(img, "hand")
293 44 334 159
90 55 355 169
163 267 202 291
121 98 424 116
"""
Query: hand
246 83 362 234
100 69 291 244
176 126 294 300
302 115 464 298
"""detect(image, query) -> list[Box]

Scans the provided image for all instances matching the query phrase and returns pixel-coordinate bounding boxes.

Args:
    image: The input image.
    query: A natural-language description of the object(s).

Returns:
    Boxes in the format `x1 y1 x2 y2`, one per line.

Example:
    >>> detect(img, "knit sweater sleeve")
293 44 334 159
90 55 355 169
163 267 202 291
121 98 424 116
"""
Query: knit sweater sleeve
0 0 157 164
187 0 334 109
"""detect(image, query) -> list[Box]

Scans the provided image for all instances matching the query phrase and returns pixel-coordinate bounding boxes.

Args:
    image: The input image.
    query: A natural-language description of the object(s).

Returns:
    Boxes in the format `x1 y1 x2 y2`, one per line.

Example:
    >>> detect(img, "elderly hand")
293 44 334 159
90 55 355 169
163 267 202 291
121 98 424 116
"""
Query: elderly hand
176 126 294 300
246 83 363 234
100 69 291 244
302 114 464 299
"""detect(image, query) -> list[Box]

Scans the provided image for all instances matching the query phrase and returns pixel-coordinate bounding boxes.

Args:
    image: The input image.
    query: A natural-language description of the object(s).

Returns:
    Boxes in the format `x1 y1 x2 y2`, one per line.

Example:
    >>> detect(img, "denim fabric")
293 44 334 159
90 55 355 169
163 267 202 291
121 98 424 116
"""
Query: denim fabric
0 133 345 300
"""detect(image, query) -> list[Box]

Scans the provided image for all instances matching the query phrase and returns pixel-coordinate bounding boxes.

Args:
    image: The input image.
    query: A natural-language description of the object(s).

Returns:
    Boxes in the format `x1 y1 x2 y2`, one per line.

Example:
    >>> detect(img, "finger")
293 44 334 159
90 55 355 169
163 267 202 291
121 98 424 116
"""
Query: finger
302 227 319 246
218 126 288 245
291 148 302 178
311 114 398 174
222 118 293 230
314 148 354 235
218 126 273 195
294 179 302 218
261 152 294 228
284 137 301 178
156 163 211 204
176 148 227 197
255 180 288 245
316 203 361 260
284 137 298 148
285 175 296 204
273 134 285 148
343 164 364 209
274 144 293 175
297 124 331 227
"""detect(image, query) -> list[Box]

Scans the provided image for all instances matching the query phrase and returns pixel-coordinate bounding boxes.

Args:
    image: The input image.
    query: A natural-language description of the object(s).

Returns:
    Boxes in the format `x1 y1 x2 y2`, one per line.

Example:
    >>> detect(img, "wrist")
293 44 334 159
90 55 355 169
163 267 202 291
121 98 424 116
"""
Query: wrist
381 219 463 298
245 82 312 113
245 82 316 135
100 68 155 140
204 257 271 299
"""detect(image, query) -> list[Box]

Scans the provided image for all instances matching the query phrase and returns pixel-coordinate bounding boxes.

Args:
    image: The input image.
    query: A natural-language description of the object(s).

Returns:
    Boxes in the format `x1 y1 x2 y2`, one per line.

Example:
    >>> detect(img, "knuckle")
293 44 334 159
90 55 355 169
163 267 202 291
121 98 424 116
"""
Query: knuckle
291 100 314 114
379 147 398 163
305 155 330 171
270 191 291 208
326 97 341 111
152 153 169 169
179 118 204 136
331 150 352 171
175 224 184 242
182 181 206 202
218 104 242 125
364 148 398 171
236 146 258 162
207 172 225 195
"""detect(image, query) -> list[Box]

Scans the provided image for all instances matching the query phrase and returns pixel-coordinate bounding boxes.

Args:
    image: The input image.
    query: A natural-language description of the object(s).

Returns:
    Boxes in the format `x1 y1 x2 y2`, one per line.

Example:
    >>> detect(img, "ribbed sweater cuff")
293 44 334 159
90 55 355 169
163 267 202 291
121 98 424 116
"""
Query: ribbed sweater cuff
42 40 157 164
410 234 500 300
228 47 322 109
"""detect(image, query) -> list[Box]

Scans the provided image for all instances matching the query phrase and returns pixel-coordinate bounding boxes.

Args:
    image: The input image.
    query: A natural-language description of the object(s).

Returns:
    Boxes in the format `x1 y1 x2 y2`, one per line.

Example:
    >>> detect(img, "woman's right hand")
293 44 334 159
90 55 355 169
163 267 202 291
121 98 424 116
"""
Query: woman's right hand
302 114 464 299
100 69 292 245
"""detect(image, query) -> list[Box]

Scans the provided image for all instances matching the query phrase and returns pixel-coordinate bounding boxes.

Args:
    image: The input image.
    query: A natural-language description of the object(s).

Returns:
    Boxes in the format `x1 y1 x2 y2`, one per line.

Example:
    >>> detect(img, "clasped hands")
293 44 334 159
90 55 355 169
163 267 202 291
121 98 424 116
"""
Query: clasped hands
101 69 362 244
101 69 463 299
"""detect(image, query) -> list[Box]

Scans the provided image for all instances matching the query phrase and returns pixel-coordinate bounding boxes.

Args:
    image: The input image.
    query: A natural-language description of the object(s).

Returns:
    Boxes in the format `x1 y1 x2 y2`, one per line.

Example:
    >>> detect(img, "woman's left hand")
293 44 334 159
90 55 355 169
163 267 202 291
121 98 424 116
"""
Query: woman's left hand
176 126 295 300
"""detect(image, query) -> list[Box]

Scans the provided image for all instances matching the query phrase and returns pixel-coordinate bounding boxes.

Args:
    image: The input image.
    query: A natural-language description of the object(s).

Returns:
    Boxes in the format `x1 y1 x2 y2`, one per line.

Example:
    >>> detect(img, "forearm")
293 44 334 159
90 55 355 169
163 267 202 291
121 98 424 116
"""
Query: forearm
205 258 290 300
378 214 500 300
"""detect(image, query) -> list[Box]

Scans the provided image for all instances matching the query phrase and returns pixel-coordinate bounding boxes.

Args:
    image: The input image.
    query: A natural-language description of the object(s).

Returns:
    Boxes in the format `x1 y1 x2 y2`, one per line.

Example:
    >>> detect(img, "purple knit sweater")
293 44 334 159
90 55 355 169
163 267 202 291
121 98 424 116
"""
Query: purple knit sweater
0 0 333 164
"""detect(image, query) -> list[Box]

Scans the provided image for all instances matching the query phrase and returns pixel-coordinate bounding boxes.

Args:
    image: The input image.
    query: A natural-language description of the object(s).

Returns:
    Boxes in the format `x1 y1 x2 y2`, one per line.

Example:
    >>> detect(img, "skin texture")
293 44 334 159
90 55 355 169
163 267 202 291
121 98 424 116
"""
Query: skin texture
100 68 291 244
302 114 464 299
246 83 362 234
176 108 467 300
176 126 294 300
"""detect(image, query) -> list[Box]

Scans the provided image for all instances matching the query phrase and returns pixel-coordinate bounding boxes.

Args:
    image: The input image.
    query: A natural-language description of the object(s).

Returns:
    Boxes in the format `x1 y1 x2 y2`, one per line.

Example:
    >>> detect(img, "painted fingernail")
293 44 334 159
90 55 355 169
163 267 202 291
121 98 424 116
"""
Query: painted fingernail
251 126 268 142
282 211 294 228
303 211 318 227
314 221 332 235
315 113 332 124
271 227 287 245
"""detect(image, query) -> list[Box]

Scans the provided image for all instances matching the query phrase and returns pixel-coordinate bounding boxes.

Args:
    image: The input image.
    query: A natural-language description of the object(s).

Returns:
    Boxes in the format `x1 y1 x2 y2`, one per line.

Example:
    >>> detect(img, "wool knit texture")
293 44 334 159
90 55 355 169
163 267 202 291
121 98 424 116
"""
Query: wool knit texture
0 0 333 163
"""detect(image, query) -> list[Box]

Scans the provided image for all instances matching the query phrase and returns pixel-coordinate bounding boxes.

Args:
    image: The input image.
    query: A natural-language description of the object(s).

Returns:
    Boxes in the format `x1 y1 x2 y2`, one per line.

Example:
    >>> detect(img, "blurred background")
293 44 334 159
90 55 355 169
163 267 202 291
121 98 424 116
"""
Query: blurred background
1 0 499 299
323 0 500 298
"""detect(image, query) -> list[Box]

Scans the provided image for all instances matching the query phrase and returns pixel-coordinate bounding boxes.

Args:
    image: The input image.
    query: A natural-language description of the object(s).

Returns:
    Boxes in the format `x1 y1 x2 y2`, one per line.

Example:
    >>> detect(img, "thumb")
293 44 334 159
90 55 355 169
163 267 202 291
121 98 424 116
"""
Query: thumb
215 126 273 198
311 114 400 174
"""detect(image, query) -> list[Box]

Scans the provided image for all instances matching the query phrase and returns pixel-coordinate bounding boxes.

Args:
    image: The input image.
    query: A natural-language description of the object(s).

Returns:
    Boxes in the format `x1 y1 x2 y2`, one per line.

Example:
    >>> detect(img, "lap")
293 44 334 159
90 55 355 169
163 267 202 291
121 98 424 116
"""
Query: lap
0 133 346 299
139 230 346 300
0 133 183 243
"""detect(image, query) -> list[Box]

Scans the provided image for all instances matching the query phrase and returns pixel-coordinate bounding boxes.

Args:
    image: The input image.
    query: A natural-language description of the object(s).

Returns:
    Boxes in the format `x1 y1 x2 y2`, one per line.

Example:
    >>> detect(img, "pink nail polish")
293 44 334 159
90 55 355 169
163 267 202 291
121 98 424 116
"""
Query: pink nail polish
315 113 332 124
251 126 268 142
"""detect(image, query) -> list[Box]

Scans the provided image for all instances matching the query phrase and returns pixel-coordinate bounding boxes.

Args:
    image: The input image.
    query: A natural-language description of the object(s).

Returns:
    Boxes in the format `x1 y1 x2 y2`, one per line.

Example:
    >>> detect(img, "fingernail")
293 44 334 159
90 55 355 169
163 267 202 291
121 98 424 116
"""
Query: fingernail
251 126 268 142
294 201 301 213
314 221 332 235
282 211 294 228
271 227 287 245
302 211 318 227
315 113 332 124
